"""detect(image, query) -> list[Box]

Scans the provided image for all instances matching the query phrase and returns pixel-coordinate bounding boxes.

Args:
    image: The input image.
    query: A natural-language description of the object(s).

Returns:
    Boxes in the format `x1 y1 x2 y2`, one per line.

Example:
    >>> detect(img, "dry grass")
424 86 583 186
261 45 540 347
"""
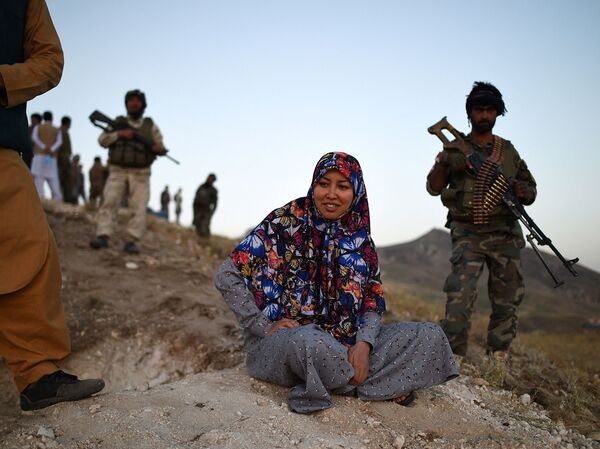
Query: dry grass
518 331 600 373
384 283 600 437
382 285 445 324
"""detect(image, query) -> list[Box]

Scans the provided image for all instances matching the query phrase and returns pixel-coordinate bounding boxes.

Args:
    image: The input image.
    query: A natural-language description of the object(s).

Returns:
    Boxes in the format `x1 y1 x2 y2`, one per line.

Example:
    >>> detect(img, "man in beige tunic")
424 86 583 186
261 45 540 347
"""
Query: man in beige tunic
89 89 166 254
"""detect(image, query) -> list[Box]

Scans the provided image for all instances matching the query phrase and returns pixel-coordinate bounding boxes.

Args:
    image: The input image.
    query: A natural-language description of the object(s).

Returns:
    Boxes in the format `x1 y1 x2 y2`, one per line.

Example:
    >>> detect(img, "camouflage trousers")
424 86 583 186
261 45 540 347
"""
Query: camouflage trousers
95 165 150 241
194 209 212 238
57 157 72 203
441 223 525 355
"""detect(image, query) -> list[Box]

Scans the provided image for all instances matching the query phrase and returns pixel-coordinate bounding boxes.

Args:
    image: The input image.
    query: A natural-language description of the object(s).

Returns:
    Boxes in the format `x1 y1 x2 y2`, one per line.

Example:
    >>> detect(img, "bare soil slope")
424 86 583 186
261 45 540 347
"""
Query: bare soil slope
1 204 598 449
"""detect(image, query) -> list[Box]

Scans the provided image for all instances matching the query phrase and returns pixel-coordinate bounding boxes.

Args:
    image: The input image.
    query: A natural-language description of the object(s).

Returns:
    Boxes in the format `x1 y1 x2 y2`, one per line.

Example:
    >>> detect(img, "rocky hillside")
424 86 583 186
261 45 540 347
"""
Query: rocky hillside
1 205 599 449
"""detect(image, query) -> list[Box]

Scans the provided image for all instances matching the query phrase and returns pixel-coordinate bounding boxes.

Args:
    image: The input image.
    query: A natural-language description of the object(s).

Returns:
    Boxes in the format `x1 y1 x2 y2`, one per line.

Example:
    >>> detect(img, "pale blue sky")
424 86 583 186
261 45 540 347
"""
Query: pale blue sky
30 0 600 271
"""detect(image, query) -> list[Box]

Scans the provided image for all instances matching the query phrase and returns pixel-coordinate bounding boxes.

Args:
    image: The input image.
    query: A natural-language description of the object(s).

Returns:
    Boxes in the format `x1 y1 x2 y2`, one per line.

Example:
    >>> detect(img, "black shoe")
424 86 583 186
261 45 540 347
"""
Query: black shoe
20 370 105 411
123 241 140 254
90 235 109 249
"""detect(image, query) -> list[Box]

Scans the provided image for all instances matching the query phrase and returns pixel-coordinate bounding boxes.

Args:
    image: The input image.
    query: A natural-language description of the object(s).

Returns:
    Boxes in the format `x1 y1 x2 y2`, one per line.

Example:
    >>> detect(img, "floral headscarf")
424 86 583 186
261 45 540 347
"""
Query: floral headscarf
230 152 385 345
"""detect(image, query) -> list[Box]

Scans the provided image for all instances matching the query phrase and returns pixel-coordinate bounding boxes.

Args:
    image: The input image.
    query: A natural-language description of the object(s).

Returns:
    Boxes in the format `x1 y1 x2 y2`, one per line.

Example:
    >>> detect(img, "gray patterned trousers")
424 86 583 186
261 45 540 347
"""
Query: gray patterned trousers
245 322 458 413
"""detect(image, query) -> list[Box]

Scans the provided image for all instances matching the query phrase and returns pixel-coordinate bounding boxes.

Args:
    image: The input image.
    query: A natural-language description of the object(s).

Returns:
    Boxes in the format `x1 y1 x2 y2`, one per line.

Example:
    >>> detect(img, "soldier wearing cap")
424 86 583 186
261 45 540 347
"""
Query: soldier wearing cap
90 89 166 254
426 81 537 359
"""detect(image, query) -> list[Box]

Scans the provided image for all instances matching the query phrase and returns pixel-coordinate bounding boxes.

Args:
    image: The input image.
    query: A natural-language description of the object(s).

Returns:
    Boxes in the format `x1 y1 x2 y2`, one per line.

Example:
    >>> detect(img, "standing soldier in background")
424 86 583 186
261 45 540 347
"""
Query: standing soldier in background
70 154 85 204
88 156 106 208
27 112 42 167
57 115 73 203
193 173 218 238
426 81 537 360
160 185 170 220
89 89 166 254
31 110 62 200
0 0 104 411
174 188 183 224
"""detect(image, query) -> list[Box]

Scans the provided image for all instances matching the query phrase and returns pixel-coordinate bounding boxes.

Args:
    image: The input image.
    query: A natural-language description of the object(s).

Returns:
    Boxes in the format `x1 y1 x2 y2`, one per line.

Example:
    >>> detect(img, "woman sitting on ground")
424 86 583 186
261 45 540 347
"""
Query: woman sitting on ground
215 152 458 413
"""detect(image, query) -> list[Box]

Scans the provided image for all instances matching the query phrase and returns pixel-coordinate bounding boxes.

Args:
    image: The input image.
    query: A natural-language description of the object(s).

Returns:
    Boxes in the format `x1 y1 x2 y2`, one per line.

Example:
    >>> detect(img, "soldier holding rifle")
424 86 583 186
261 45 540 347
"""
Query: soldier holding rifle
90 89 166 254
426 81 537 360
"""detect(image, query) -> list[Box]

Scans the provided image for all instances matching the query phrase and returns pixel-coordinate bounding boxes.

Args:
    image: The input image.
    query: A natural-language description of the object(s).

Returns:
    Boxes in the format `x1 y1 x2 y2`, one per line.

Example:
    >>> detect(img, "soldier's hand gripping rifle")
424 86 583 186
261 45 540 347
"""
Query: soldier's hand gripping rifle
89 110 180 165
428 116 579 288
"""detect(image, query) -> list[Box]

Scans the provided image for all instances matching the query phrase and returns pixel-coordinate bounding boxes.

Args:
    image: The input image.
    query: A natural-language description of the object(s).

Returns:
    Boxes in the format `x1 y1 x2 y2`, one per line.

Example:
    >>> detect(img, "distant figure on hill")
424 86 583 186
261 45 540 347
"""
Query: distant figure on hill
70 154 85 204
215 152 458 413
27 112 42 167
193 173 218 238
88 156 107 208
0 0 104 411
89 89 167 254
174 188 183 224
31 110 63 200
426 81 538 360
160 185 170 220
57 115 73 203
29 112 42 135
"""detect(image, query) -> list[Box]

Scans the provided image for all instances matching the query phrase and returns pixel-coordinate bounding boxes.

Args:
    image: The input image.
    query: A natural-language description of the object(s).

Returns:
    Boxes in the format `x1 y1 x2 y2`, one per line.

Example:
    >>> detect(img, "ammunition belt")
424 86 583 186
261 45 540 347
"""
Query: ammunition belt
472 138 510 225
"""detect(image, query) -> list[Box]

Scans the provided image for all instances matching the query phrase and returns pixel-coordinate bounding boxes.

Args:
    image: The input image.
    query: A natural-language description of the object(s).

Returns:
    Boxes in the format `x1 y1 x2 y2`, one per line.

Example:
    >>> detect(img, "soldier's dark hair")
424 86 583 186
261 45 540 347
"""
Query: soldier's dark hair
42 111 53 121
466 81 507 117
94 156 101 162
30 113 42 122
61 116 71 125
125 89 147 109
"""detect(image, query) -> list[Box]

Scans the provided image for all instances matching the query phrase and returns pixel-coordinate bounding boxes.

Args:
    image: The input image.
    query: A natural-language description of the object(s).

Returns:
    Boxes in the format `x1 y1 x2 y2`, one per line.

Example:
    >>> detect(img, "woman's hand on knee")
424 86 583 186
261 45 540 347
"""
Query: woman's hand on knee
348 341 371 385
266 318 300 336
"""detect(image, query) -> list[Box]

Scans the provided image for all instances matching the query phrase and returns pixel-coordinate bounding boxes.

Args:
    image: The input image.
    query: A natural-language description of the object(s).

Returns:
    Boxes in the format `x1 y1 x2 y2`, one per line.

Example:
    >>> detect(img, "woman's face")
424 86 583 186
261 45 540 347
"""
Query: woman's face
313 169 354 220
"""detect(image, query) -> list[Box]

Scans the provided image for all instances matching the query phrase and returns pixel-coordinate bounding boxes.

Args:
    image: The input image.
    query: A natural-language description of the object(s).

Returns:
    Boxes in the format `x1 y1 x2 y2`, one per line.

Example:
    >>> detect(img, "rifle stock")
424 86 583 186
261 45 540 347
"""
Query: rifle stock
428 117 579 287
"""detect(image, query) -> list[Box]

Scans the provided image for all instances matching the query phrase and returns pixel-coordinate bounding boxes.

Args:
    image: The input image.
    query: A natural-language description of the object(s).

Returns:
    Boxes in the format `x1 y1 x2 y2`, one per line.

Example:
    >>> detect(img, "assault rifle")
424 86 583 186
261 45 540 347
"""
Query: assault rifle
89 110 180 165
428 116 578 288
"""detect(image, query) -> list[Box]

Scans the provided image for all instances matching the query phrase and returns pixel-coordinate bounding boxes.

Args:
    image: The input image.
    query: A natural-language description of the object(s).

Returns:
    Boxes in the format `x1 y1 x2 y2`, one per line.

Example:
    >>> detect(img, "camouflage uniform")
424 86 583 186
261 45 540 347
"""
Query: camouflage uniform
94 115 163 242
193 182 217 238
428 135 536 355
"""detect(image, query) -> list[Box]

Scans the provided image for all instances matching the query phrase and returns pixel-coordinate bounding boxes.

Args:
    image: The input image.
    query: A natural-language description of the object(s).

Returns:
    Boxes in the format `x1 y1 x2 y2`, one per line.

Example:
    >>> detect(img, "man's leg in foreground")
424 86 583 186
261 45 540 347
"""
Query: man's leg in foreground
0 152 104 410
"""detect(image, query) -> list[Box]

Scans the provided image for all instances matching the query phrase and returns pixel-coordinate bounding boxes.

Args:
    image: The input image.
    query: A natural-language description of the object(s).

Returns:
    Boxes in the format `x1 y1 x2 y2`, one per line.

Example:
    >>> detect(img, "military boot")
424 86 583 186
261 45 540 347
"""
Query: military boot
123 241 140 254
90 235 109 249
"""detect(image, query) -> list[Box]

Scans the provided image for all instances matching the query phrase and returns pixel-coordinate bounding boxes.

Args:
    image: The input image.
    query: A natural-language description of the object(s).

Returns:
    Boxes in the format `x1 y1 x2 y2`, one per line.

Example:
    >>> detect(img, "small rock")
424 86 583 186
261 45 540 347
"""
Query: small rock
472 377 488 386
520 394 531 406
366 416 381 427
89 404 101 414
236 410 243 417
125 262 139 270
589 432 600 442
37 426 55 439
393 435 405 448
